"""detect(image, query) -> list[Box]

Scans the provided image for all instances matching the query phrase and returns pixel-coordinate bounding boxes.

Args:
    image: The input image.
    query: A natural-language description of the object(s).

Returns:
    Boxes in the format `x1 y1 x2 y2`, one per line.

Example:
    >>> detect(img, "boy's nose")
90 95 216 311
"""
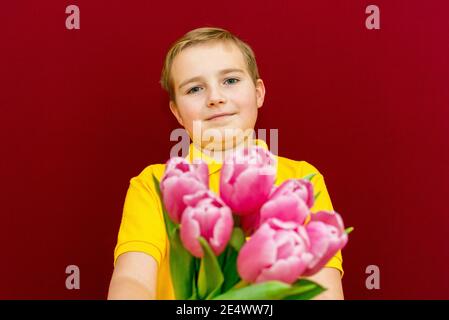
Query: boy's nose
207 97 226 107
207 88 227 107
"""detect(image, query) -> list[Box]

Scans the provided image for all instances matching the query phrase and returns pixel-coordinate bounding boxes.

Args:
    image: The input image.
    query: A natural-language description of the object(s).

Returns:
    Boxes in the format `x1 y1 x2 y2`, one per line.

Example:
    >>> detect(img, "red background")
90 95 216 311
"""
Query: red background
1 1 448 299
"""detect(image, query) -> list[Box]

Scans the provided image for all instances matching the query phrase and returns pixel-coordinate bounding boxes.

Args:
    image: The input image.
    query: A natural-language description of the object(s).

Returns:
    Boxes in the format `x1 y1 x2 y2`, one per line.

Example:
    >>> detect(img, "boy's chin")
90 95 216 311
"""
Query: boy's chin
201 121 253 135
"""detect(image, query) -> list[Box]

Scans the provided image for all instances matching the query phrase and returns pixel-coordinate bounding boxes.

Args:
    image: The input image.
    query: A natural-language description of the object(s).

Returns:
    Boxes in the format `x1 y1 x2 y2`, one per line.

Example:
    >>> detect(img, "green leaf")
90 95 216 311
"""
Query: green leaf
188 257 202 300
214 279 326 300
206 285 223 300
345 227 354 235
151 174 194 300
314 190 322 202
151 174 176 237
283 279 326 300
302 173 317 182
195 256 201 274
213 281 292 300
169 228 195 300
221 246 241 292
229 227 245 251
217 247 227 269
197 237 224 300
188 268 198 300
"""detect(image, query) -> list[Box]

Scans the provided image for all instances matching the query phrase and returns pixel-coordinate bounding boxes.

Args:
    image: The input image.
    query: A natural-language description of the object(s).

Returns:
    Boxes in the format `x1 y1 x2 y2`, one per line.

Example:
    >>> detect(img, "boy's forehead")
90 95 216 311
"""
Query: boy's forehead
171 41 248 86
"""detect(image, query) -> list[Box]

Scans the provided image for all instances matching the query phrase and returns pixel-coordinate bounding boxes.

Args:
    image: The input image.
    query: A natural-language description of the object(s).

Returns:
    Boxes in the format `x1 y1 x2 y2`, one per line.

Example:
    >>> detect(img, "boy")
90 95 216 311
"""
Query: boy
108 27 344 299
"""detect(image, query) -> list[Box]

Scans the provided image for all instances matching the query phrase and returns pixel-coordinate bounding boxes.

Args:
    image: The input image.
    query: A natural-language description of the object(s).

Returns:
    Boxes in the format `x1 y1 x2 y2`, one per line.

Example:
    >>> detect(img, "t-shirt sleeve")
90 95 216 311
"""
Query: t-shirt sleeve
113 166 167 268
301 161 344 278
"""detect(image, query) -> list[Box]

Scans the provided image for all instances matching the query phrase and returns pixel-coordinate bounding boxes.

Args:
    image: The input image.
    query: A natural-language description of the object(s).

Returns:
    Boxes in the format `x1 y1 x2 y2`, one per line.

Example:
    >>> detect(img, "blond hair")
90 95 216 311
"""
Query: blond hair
160 27 260 102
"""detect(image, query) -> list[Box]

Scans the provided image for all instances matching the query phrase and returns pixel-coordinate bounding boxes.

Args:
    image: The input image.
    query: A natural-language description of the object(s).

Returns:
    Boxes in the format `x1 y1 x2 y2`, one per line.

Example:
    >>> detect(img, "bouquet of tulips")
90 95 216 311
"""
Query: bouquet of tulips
152 146 351 300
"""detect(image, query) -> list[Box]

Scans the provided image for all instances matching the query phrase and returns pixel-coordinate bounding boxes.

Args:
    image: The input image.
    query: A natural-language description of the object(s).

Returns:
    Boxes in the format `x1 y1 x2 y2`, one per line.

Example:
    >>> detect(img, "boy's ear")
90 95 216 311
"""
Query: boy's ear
169 100 184 127
255 79 266 109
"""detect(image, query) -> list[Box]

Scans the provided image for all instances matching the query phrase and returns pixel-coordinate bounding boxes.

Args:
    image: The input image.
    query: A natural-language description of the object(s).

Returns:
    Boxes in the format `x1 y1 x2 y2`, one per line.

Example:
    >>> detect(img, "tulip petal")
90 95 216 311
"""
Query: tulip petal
162 175 207 223
209 207 234 255
260 195 309 225
256 256 309 284
195 206 221 240
230 167 275 214
269 179 315 209
305 221 330 270
192 160 210 187
183 190 212 207
267 218 300 232
311 211 345 230
220 145 277 215
275 238 295 260
180 209 203 258
237 224 277 283
303 212 349 276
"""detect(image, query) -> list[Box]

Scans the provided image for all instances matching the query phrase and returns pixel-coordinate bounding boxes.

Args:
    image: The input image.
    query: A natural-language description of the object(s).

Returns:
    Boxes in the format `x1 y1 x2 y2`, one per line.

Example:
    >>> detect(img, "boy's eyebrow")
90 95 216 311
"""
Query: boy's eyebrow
178 68 245 90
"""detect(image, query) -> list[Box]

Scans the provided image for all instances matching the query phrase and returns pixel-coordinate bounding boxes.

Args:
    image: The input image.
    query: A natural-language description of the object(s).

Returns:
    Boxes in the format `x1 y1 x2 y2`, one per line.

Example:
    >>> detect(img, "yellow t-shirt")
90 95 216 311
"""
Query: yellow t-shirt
113 140 343 299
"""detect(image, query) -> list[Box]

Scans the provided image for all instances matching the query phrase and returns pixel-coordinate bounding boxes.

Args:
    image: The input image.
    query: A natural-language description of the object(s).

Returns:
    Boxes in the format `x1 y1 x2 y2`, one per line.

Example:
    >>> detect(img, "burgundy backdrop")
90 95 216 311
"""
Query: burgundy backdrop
1 1 448 299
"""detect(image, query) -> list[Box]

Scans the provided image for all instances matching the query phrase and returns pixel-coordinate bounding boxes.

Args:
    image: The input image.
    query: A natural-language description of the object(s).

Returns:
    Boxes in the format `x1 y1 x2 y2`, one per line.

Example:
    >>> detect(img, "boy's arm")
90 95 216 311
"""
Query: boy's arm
304 267 344 300
108 252 158 300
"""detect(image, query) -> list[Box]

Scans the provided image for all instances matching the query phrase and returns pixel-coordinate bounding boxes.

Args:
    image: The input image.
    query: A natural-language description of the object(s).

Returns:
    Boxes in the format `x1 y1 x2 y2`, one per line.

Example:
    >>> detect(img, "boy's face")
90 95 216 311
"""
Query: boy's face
169 41 265 151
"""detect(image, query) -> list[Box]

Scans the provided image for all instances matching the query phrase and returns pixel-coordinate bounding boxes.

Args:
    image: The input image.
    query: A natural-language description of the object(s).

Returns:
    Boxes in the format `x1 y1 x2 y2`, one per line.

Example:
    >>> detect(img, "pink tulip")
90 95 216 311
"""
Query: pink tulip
220 146 276 215
237 218 313 284
180 190 234 258
303 211 348 276
259 179 312 227
272 178 315 208
160 157 209 223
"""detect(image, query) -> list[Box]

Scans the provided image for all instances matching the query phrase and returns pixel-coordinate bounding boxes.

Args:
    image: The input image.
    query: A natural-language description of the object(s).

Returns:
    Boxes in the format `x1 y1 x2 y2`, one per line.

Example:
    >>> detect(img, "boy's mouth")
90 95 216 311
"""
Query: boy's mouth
205 112 237 121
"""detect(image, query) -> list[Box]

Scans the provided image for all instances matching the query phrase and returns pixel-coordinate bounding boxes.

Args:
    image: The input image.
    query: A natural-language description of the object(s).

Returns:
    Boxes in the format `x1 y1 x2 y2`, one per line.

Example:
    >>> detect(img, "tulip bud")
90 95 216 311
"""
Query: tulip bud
220 146 276 215
259 179 313 226
160 157 209 223
237 218 313 284
303 211 348 276
180 190 234 258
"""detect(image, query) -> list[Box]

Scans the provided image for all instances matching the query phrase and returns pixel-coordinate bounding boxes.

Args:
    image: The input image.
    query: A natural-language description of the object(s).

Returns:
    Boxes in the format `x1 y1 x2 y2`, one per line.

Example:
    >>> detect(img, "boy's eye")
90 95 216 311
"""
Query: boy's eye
187 86 202 94
224 78 240 85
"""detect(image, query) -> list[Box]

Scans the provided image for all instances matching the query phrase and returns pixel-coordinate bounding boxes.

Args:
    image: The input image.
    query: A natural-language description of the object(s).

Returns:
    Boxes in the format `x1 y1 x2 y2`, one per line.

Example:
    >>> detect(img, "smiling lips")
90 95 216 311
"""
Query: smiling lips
206 112 236 121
